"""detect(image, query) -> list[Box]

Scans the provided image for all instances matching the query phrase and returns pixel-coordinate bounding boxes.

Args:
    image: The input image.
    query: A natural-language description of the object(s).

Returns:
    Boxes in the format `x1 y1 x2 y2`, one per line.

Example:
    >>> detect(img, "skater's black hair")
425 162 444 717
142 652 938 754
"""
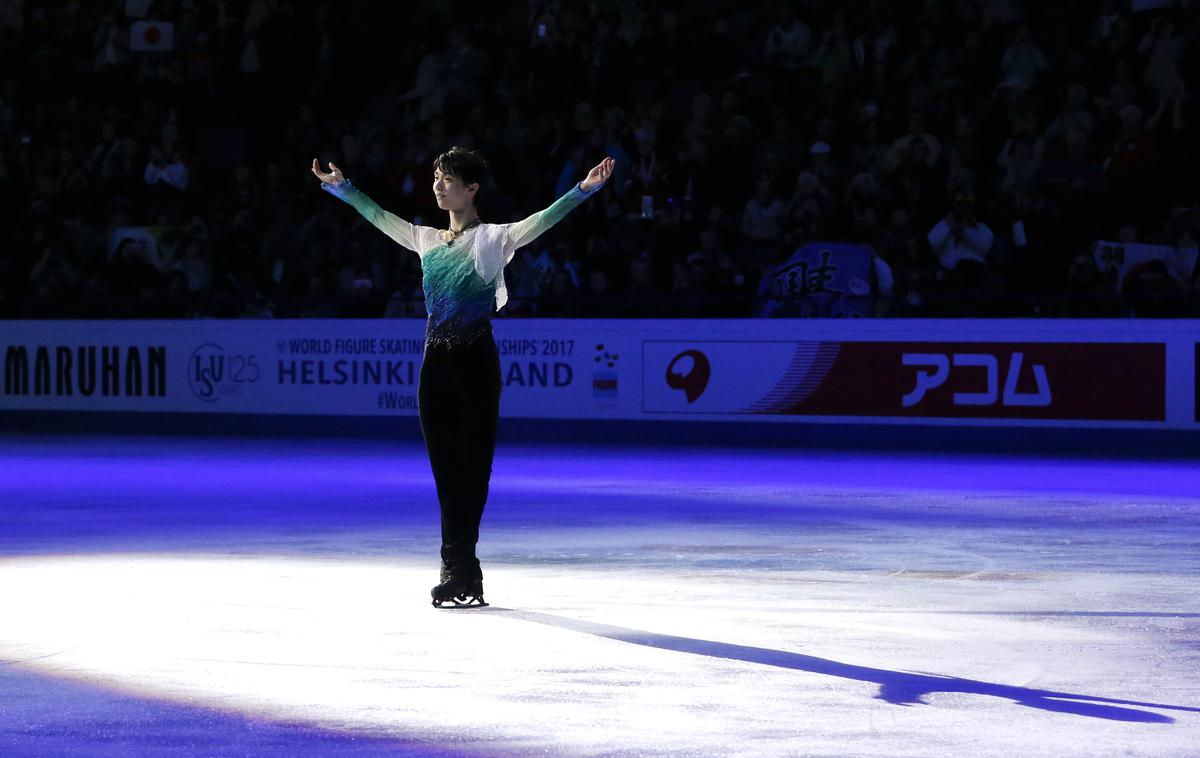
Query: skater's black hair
433 146 494 209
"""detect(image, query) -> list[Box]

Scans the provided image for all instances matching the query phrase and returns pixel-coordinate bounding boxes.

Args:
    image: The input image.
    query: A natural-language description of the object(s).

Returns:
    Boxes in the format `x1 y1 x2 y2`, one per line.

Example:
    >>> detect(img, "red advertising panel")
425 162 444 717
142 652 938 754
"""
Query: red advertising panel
644 341 1165 421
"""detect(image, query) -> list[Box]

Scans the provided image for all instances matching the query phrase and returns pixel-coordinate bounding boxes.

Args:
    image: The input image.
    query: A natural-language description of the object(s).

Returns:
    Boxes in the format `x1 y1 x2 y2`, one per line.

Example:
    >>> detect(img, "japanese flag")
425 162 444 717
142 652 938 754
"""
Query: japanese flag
130 20 174 52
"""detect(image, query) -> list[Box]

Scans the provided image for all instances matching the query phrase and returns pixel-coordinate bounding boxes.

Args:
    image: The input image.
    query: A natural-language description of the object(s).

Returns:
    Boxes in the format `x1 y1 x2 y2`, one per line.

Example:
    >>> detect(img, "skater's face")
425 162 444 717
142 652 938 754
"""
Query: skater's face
433 169 479 213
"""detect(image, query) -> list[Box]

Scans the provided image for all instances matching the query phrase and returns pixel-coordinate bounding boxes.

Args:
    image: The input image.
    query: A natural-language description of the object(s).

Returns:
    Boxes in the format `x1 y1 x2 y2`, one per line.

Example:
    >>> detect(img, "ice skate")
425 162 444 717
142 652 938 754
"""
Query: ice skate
431 565 488 608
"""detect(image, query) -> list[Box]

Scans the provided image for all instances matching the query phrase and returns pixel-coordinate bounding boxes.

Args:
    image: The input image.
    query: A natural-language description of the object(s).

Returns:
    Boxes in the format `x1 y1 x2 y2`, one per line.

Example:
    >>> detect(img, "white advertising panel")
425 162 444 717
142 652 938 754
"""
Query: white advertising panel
1 319 1195 430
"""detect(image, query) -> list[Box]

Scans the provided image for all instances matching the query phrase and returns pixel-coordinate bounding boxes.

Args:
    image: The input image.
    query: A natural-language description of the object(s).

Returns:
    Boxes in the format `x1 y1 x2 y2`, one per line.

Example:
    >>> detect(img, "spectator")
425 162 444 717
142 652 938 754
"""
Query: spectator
143 142 188 191
623 253 661 317
108 238 162 303
991 182 1057 295
997 136 1040 193
890 136 942 230
1138 14 1187 102
398 40 446 125
942 141 978 201
754 115 806 186
927 193 994 271
886 113 942 172
763 4 812 74
710 245 748 298
1102 104 1158 223
667 251 715 317
624 124 672 217
807 141 842 193
741 175 788 270
536 269 578 317
1044 84 1096 144
849 106 888 177
177 236 213 294
578 268 614 317
999 25 1048 91
811 10 855 91
688 229 725 267
853 2 896 72
1088 0 1123 49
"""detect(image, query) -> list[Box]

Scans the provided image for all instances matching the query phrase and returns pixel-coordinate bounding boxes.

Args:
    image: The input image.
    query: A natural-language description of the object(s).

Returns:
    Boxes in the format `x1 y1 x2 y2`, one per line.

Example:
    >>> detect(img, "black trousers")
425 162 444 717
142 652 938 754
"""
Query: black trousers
417 328 502 574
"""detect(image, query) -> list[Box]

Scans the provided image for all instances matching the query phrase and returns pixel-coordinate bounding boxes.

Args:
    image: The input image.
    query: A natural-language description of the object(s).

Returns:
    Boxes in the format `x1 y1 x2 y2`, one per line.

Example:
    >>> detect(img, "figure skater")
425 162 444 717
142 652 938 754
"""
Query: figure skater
312 147 614 607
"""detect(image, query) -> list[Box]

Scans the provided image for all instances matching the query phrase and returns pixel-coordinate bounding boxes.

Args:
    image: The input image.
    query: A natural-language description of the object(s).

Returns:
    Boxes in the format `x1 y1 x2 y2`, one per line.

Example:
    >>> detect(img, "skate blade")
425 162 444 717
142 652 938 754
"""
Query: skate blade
432 597 489 609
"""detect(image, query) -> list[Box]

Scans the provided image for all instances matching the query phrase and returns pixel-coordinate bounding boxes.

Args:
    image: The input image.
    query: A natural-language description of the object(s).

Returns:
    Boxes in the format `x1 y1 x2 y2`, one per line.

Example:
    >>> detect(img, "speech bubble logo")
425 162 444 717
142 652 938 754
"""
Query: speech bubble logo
666 350 711 403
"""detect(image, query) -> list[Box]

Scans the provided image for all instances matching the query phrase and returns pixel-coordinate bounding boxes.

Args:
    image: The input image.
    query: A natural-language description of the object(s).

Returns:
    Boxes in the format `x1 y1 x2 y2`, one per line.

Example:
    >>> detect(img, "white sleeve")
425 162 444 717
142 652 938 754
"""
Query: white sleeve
472 224 512 311
500 182 598 264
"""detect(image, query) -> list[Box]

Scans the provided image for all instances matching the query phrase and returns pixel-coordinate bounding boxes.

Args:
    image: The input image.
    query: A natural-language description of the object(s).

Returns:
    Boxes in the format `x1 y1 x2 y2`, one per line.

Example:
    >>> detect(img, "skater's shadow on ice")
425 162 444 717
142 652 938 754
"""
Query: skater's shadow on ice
491 609 1197 723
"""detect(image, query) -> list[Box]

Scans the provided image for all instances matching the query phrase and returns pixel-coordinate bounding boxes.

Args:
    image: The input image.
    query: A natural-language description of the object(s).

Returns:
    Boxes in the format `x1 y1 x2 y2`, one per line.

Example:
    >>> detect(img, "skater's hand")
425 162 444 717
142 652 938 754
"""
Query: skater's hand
311 158 345 186
580 156 615 193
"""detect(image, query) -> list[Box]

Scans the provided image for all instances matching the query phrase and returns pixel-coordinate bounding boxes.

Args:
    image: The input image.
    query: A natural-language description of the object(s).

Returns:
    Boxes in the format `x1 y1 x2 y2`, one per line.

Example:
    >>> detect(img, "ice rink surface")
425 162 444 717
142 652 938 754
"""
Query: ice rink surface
0 431 1197 757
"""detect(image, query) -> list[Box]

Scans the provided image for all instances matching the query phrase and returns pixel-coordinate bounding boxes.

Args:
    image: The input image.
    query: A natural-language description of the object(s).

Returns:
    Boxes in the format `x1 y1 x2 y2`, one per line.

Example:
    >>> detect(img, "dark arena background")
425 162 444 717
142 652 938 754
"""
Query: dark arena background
1 1 1199 756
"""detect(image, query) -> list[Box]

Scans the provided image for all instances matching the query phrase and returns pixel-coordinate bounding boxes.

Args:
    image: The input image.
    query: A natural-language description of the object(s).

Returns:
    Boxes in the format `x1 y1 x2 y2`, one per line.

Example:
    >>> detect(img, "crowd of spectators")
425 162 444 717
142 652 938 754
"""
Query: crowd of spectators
2 0 1199 320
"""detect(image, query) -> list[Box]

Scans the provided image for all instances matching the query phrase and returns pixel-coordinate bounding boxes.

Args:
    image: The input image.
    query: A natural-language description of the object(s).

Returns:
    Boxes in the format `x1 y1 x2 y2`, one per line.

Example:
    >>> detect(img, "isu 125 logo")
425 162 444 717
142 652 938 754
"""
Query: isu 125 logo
188 343 261 402
902 351 1051 408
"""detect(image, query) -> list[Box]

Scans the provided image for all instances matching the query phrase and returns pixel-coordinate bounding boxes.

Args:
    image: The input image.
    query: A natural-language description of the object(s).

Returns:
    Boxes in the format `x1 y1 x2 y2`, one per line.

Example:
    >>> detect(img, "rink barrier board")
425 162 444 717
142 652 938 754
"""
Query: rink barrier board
0 319 1196 432
1 411 1197 459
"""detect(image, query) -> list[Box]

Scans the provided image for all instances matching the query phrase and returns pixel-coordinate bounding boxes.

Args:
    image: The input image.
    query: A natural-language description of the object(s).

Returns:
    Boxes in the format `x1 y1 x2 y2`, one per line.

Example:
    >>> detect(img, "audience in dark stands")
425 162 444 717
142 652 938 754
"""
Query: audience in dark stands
1 0 1197 319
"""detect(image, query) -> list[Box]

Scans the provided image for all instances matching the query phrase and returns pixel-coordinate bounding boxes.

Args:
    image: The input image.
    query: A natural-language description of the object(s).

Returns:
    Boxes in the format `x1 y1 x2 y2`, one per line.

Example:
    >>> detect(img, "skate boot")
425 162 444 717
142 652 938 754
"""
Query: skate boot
431 563 487 608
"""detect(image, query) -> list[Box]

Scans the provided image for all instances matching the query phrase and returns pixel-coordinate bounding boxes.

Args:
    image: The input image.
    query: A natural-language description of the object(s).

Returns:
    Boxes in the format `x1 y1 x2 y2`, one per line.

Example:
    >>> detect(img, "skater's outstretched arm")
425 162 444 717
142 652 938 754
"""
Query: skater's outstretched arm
312 159 435 255
501 157 614 263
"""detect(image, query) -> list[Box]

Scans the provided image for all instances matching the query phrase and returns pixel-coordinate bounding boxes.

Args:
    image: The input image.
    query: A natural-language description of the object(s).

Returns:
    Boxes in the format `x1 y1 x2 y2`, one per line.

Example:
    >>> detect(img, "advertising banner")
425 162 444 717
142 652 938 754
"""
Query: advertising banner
0 321 629 421
1 320 1194 430
643 341 1165 421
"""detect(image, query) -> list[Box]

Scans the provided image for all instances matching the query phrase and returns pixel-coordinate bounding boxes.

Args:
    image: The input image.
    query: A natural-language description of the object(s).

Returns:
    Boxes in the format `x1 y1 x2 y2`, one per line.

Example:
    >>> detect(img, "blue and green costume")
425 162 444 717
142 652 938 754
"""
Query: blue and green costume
321 179 599 344
321 176 600 582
